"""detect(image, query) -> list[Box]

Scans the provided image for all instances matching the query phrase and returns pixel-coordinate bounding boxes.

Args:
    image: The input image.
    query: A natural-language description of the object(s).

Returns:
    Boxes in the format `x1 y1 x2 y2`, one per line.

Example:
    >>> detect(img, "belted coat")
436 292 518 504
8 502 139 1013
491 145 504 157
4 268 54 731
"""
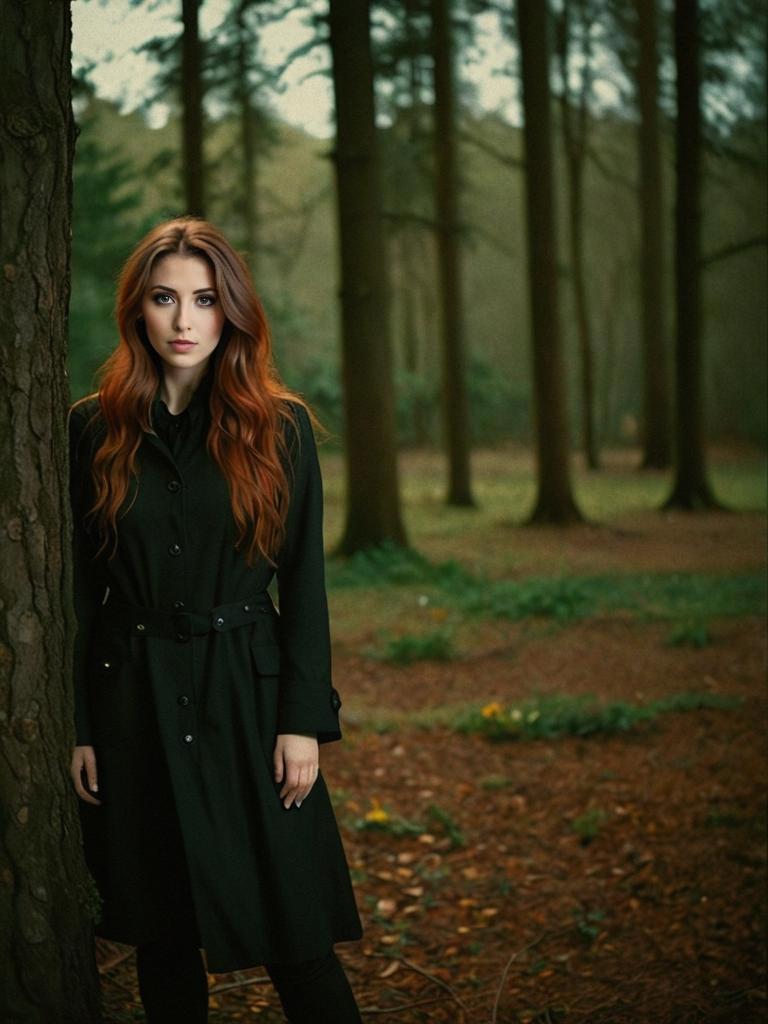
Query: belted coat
67 367 363 971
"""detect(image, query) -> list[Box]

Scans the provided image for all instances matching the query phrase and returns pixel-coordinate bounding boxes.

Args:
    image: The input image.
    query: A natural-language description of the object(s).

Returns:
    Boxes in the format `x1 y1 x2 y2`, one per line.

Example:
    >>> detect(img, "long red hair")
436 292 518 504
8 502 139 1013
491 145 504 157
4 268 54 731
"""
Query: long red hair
71 216 315 568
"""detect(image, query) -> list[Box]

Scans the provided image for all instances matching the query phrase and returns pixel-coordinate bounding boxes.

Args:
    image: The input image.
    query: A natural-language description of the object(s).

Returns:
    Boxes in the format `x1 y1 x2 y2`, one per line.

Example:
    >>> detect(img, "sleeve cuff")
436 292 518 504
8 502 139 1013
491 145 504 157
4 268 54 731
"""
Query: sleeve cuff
277 687 343 744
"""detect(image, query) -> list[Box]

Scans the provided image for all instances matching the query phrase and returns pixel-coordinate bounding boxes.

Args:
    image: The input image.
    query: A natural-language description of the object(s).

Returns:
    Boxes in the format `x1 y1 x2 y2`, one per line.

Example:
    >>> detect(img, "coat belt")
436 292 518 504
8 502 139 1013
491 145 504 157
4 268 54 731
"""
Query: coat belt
99 592 276 640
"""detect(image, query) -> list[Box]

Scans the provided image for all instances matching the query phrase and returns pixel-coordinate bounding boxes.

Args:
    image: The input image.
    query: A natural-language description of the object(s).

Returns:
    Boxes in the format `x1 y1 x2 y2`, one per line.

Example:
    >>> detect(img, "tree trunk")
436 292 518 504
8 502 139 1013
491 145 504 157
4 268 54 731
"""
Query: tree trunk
664 0 720 509
430 0 475 506
516 0 583 523
0 3 103 1020
634 0 672 468
236 0 258 275
328 0 408 553
182 0 205 217
556 1 599 470
567 156 599 469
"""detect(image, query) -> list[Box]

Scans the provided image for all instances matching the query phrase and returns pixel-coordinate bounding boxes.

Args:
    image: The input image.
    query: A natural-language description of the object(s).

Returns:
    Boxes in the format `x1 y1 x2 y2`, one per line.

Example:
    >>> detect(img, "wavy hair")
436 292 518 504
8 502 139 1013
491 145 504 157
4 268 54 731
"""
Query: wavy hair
71 216 316 568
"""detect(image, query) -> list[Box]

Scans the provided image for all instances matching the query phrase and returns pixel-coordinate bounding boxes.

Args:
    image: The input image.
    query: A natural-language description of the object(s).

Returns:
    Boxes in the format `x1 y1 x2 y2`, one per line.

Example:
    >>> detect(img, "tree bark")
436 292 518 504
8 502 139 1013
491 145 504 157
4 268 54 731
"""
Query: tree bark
235 0 258 275
664 0 720 509
0 3 102 1020
430 0 475 506
328 0 408 553
634 0 672 468
182 0 205 217
556 0 599 470
516 0 583 523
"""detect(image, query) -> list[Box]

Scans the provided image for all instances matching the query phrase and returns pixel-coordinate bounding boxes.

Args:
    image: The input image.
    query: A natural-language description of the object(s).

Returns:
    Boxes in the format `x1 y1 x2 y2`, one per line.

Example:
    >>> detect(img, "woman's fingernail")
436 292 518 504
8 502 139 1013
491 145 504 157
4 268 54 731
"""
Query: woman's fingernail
91 784 98 792
296 800 302 808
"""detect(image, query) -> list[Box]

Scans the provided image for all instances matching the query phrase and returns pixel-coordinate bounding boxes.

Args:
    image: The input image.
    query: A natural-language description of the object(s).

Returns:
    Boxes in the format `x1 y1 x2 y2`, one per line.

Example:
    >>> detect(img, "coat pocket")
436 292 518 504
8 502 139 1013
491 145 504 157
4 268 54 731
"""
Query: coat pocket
249 637 281 678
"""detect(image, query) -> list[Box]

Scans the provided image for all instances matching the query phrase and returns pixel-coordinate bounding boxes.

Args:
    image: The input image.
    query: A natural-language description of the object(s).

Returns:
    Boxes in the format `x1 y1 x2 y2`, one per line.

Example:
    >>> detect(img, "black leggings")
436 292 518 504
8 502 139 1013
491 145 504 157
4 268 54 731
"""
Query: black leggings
136 939 362 1023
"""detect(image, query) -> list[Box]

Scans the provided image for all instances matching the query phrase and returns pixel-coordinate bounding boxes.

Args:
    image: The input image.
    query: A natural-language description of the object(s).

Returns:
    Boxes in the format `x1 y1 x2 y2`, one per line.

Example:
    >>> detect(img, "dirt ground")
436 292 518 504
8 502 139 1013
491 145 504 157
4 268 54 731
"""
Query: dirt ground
96 509 767 1023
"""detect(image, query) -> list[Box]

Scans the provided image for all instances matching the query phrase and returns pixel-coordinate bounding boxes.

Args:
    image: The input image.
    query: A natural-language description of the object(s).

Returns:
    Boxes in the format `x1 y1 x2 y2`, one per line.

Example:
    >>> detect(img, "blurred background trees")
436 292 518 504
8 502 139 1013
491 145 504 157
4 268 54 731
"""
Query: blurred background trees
68 0 766 538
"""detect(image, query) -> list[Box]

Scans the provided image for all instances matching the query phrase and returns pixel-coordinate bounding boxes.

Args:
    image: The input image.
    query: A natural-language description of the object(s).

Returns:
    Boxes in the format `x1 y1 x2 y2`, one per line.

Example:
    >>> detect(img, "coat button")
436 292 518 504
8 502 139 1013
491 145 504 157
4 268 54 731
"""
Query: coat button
168 543 182 556
167 479 181 492
136 623 146 632
103 661 111 669
173 600 185 610
215 616 224 627
243 604 251 613
183 734 194 744
177 695 190 707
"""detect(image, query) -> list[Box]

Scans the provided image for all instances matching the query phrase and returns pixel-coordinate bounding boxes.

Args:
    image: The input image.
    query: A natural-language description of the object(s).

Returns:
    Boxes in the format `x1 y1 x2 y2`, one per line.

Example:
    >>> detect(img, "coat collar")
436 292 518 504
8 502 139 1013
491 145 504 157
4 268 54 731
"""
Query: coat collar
150 363 215 430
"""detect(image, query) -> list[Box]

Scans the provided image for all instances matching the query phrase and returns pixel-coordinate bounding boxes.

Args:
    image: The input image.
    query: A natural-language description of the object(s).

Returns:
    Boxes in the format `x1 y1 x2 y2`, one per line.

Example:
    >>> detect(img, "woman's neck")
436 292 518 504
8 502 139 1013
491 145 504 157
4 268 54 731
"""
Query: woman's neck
159 363 210 415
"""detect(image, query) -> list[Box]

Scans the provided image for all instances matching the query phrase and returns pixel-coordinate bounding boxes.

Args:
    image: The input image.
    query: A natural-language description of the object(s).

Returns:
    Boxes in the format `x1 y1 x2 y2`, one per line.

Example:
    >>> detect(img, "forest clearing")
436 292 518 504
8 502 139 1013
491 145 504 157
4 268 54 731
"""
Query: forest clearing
2 0 765 1018
95 445 767 1023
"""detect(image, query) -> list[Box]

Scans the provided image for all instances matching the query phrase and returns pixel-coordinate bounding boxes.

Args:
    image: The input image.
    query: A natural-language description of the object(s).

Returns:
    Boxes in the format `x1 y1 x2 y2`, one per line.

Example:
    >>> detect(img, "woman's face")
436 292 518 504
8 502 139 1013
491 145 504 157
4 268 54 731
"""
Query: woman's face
140 253 226 377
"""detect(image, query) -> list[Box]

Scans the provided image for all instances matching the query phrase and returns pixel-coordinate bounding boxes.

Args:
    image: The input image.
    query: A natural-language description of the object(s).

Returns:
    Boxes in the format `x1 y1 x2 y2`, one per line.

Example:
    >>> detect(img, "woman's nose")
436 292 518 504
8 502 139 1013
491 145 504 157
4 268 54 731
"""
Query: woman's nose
173 304 193 331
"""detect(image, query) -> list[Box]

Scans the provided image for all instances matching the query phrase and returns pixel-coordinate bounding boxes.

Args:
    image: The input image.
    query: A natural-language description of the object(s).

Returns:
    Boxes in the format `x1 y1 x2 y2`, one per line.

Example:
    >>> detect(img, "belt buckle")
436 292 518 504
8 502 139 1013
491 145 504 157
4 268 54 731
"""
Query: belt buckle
172 611 192 642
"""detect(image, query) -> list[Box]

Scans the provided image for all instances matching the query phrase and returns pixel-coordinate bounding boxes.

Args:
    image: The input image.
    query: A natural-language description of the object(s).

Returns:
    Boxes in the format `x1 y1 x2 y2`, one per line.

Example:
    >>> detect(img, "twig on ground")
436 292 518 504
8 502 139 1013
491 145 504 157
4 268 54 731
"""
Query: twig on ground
360 994 456 1015
368 951 470 1018
491 928 569 1024
209 973 271 994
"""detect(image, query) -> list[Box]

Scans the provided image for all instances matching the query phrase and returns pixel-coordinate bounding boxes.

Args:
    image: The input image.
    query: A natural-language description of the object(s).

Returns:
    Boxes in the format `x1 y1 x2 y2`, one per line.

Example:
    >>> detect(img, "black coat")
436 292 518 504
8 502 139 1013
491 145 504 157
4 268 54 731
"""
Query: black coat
68 369 363 970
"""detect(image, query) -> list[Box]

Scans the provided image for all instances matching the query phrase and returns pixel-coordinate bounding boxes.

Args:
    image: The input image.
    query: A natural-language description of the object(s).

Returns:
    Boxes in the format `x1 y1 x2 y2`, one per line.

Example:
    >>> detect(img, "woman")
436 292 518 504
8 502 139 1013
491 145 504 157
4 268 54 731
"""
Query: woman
68 216 364 1023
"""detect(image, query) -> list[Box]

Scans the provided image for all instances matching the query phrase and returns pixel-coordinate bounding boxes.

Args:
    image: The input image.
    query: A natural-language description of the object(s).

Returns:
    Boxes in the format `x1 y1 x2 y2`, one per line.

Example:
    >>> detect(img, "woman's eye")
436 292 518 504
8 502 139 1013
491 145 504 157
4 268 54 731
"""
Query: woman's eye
153 293 173 304
198 295 216 307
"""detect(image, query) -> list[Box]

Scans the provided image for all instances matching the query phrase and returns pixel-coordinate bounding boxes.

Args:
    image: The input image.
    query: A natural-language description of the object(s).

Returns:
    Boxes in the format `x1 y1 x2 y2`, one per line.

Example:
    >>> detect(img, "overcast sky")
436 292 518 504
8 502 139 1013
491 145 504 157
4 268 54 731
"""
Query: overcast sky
72 0 523 136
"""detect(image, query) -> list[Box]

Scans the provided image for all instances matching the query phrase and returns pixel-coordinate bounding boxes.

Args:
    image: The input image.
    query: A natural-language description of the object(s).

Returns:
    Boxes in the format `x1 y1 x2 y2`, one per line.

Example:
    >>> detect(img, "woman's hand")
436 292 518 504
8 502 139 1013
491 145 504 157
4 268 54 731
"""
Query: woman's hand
71 745 102 806
273 733 318 809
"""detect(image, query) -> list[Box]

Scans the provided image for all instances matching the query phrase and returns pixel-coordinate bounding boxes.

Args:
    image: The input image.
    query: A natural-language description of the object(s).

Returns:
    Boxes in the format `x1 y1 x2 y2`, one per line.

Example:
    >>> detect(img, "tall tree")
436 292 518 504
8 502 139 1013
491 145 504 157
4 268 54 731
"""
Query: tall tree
633 0 672 468
327 0 408 553
663 0 720 509
206 0 282 275
233 0 259 266
429 0 475 505
182 0 205 216
555 0 599 470
0 3 102 1020
516 0 583 522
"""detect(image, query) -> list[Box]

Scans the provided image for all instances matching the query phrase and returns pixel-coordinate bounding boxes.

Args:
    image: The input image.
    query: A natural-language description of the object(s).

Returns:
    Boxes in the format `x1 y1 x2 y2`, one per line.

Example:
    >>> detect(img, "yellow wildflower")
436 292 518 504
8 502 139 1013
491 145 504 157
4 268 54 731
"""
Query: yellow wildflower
364 798 390 824
481 701 503 718
510 708 523 722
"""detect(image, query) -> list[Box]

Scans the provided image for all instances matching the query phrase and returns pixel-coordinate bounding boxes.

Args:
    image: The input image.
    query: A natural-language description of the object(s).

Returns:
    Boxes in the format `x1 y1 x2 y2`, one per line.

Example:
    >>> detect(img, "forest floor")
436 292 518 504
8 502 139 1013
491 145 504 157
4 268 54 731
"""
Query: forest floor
96 449 767 1023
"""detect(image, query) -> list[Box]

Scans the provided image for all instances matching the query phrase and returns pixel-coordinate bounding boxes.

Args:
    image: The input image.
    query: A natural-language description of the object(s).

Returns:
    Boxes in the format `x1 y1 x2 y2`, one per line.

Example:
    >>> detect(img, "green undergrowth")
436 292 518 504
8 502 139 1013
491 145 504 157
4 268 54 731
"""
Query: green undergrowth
456 691 742 740
328 540 470 588
344 691 742 739
326 541 766 627
368 626 455 663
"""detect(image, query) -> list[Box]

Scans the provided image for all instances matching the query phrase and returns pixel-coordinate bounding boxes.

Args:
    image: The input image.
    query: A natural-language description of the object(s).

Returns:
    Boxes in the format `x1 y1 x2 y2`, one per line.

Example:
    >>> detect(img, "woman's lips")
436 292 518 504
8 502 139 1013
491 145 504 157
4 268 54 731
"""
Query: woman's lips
170 341 197 352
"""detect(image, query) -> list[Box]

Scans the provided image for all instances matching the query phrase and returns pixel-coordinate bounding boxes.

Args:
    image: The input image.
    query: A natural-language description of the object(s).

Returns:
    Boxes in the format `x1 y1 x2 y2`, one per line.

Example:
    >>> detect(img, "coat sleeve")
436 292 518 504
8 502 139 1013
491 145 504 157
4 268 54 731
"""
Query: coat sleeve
68 403 108 747
275 403 343 744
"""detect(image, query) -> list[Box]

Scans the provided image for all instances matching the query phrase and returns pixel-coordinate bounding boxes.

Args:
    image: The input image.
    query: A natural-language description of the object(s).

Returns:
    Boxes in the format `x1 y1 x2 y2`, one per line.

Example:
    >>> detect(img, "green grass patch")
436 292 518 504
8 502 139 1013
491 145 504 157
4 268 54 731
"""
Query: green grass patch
426 803 465 849
573 906 607 943
452 571 766 623
327 539 472 588
455 691 742 741
571 807 608 844
369 625 456 663
666 619 712 647
327 541 765 627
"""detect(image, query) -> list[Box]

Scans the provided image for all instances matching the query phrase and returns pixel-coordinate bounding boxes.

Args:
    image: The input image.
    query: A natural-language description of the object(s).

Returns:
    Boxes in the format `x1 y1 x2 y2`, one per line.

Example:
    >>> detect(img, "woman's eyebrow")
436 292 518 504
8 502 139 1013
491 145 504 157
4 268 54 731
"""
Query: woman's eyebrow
150 284 217 294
